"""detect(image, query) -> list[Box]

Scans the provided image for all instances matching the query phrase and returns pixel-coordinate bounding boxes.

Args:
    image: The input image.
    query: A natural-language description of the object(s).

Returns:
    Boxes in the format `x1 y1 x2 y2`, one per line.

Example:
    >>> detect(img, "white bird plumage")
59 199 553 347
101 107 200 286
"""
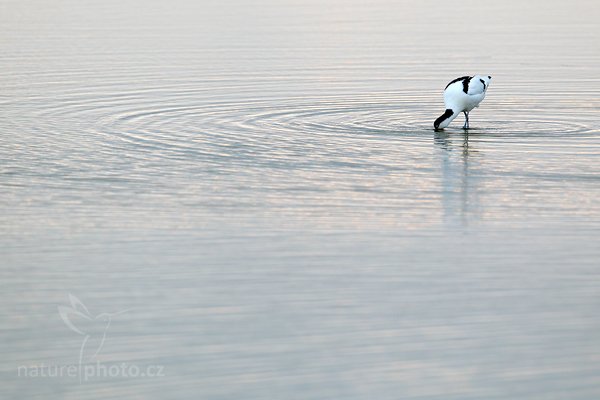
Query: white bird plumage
434 75 492 131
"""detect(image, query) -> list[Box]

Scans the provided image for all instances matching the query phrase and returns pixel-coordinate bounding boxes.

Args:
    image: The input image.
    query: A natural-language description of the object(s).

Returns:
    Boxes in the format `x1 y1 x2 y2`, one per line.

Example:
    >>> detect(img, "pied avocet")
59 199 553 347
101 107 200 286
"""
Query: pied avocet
434 75 492 131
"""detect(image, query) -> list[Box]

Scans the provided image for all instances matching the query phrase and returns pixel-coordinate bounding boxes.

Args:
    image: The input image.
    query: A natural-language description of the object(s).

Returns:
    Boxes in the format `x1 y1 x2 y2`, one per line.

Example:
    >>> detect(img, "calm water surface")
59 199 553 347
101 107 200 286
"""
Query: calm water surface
2 0 600 398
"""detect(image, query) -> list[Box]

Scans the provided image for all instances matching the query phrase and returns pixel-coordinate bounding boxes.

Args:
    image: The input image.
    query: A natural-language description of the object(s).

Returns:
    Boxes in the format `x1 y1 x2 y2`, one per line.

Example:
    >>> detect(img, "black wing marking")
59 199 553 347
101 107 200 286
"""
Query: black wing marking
445 76 472 92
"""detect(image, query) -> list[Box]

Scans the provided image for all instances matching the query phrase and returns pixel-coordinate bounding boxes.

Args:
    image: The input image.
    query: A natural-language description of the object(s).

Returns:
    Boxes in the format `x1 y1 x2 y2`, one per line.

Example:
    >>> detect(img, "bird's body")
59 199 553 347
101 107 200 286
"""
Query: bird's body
434 75 492 130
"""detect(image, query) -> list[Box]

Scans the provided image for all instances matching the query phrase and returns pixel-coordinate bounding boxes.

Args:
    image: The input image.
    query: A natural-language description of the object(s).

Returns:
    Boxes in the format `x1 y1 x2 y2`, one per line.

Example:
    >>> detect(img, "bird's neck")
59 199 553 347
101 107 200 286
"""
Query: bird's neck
434 108 459 130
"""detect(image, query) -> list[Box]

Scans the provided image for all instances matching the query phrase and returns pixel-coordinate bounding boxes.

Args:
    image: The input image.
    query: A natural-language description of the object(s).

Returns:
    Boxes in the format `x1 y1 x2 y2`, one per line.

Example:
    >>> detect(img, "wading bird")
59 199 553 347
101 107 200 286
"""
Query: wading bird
434 75 492 131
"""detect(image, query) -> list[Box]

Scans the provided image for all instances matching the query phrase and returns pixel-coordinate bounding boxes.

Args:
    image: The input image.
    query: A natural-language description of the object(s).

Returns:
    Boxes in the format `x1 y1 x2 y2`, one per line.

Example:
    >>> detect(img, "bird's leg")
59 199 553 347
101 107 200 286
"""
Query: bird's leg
462 112 469 129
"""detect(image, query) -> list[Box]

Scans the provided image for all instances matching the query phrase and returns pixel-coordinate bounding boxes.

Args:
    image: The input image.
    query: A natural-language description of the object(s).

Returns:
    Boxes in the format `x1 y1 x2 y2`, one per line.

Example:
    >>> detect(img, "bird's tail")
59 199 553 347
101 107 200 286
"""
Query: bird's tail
434 109 457 131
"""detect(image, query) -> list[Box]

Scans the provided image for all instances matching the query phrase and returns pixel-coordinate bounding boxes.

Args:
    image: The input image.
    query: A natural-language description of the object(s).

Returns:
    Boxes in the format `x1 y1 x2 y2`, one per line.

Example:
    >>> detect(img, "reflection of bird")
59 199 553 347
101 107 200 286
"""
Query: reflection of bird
434 131 481 227
58 294 129 365
434 75 492 131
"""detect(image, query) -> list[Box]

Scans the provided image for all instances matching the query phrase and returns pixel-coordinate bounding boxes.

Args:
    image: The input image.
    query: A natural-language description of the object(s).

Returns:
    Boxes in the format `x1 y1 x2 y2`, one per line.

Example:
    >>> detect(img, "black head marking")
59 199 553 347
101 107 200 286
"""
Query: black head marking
480 78 486 90
434 109 454 130
488 75 491 79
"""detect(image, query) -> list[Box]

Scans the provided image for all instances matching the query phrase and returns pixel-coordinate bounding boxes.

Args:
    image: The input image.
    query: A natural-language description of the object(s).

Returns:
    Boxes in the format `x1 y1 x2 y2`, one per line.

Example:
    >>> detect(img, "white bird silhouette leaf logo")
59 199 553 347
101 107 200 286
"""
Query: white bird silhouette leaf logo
58 294 130 365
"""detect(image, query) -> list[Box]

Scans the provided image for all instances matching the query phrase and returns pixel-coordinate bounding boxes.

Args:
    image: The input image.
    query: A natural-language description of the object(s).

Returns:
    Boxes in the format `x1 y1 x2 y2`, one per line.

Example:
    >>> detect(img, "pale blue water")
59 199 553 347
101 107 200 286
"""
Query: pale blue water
2 0 600 398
